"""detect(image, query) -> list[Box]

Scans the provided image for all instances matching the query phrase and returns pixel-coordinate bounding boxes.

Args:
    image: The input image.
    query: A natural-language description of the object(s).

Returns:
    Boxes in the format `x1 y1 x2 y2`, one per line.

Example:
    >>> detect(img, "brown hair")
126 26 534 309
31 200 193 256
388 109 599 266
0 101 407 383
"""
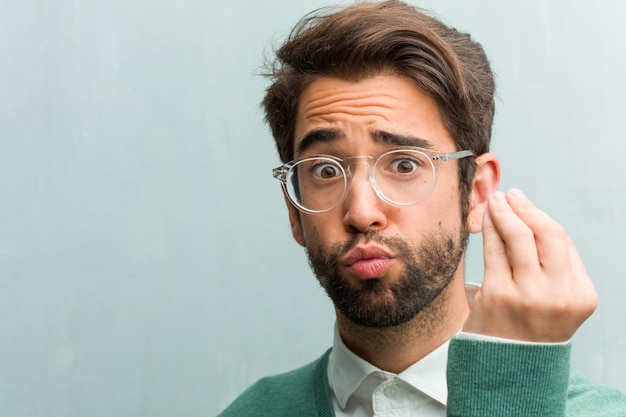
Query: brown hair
263 0 495 214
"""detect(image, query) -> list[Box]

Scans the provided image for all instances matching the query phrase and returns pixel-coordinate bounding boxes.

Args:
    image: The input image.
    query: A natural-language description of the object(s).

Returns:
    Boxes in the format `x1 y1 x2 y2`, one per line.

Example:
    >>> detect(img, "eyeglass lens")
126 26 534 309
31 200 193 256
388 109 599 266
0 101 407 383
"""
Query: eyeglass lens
286 150 436 212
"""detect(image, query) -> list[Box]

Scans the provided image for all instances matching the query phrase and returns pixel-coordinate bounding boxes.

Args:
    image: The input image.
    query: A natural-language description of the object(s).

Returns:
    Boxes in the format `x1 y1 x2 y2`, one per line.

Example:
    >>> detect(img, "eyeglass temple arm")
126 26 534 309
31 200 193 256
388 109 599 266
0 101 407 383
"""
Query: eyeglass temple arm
432 150 474 162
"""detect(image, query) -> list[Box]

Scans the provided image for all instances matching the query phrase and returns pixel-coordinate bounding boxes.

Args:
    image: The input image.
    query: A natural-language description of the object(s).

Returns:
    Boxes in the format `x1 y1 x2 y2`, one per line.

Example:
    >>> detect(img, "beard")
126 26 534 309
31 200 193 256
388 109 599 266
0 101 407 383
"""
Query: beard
306 228 468 328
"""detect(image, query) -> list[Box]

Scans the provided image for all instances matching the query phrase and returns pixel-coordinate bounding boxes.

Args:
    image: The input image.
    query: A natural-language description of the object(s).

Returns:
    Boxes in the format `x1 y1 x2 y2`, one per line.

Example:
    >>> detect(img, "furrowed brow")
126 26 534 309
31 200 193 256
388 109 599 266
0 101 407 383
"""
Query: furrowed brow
296 129 345 156
372 131 435 150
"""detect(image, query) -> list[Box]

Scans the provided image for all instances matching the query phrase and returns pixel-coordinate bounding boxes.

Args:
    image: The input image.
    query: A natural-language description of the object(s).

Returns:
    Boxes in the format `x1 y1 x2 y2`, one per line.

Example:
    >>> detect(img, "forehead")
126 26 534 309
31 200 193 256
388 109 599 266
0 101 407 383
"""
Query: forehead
294 75 455 156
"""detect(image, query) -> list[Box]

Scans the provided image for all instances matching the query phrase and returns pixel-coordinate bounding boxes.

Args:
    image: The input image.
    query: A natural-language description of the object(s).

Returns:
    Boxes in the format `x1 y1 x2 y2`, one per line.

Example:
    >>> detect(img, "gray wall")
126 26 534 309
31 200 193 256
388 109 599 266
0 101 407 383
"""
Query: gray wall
1 1 624 416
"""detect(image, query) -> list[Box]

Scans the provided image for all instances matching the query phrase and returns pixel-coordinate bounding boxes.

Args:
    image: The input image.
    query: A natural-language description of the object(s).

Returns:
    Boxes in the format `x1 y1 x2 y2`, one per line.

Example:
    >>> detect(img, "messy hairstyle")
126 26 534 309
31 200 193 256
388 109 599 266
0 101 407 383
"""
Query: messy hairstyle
263 0 495 216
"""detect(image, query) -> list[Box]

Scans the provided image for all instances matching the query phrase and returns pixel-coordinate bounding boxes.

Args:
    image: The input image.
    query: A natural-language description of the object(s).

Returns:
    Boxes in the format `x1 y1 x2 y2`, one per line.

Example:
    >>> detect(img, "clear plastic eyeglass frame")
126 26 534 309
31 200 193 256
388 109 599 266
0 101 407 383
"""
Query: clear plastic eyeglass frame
272 148 474 214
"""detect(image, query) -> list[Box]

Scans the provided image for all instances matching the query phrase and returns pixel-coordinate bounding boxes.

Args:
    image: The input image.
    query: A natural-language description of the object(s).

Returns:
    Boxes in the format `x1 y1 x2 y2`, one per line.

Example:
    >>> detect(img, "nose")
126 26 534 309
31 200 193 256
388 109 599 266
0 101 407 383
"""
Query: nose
342 161 388 234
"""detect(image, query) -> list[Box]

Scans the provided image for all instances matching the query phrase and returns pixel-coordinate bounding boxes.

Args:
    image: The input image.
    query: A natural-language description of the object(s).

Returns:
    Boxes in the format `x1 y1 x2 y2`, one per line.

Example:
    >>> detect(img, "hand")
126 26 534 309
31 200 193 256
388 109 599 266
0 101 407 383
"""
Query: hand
463 188 598 342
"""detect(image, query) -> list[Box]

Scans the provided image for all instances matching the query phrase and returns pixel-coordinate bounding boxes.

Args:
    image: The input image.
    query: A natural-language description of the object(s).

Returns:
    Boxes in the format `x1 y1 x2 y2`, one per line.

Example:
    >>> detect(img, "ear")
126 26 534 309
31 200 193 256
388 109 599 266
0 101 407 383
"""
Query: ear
283 189 306 247
466 153 500 234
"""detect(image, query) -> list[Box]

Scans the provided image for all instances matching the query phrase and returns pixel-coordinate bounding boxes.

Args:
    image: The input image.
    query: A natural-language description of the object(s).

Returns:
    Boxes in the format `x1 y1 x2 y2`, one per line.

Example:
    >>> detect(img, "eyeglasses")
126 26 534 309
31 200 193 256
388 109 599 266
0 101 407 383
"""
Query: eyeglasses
272 148 474 214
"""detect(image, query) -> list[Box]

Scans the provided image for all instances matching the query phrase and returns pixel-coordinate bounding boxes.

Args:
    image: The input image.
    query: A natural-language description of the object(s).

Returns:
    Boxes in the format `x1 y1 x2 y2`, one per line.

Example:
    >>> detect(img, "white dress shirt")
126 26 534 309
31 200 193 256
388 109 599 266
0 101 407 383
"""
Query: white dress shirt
328 325 448 416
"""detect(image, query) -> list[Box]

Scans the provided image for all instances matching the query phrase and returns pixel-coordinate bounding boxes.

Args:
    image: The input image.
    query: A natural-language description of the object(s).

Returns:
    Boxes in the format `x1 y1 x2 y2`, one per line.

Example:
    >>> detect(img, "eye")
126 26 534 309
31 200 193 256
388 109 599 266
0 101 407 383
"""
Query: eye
389 158 421 174
312 162 341 179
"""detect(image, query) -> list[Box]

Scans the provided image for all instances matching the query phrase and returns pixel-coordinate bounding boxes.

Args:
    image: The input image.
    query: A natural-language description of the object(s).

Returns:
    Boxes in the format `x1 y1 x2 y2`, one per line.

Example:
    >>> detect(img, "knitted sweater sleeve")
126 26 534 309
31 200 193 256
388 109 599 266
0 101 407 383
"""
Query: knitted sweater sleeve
446 337 626 416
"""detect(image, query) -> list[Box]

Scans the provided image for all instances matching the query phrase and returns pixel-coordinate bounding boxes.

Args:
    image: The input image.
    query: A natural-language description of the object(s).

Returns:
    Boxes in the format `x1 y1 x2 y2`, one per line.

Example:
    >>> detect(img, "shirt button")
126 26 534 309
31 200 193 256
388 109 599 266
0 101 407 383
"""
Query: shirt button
384 383 400 399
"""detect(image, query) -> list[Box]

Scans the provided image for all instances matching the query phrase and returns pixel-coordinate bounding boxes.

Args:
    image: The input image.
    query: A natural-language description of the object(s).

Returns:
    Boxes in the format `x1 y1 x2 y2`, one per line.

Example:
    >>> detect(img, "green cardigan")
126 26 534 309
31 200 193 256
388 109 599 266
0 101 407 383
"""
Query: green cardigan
218 337 626 416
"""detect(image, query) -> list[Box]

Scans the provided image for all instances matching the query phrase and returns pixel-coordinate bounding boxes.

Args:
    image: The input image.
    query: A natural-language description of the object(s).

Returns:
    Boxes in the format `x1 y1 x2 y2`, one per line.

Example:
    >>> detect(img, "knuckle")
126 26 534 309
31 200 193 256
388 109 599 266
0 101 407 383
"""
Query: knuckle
507 225 534 242
484 245 506 259
543 222 567 241
485 286 516 308
517 295 543 314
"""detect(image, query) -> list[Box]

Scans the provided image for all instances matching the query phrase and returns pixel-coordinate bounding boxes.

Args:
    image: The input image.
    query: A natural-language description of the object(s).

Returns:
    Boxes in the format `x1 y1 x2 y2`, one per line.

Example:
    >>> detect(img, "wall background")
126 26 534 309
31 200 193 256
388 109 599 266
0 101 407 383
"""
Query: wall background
1 1 624 416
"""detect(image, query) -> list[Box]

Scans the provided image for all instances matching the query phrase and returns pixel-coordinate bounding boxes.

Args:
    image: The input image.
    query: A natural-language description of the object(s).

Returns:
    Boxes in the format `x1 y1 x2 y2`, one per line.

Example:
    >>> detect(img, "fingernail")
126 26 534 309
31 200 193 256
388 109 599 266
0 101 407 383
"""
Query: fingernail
508 188 526 200
491 190 506 202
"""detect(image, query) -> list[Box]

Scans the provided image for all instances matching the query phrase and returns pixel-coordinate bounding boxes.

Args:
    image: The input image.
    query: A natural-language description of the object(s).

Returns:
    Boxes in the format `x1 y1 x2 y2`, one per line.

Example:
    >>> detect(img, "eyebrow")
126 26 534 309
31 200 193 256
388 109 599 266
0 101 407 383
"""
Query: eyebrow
296 129 345 155
295 128 435 155
372 131 435 150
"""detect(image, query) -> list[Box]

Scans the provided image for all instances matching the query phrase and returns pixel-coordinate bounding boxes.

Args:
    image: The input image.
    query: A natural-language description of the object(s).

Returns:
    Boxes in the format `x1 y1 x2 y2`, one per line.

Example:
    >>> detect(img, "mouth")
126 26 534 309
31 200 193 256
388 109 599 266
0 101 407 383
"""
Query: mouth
342 245 394 279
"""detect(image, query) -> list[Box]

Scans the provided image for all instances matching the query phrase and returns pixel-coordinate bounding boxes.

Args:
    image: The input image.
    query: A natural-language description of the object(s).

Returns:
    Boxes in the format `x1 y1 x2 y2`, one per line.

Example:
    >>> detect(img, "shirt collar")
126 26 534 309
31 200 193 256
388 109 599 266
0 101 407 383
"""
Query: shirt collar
327 324 450 409
328 325 381 408
327 283 481 410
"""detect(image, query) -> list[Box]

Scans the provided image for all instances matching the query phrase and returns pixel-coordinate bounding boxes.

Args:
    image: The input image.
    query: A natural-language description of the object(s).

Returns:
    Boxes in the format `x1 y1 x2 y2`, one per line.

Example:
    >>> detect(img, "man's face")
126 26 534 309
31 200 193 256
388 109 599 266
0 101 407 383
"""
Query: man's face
287 75 469 328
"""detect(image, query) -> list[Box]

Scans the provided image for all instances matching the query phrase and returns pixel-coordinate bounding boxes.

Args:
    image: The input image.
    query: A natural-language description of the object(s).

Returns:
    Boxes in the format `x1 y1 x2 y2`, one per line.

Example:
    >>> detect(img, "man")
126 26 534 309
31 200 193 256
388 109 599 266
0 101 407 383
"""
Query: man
219 1 626 415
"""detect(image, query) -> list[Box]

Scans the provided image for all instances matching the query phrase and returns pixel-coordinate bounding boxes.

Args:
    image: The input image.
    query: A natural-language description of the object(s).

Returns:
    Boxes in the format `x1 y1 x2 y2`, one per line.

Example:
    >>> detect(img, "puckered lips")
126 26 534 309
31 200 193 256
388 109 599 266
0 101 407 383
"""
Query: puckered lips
342 244 394 279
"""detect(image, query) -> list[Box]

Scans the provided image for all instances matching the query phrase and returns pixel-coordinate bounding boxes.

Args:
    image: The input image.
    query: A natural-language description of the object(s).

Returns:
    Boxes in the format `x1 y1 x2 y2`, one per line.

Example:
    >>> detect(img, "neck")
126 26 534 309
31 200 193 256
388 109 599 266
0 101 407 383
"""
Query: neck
335 276 470 374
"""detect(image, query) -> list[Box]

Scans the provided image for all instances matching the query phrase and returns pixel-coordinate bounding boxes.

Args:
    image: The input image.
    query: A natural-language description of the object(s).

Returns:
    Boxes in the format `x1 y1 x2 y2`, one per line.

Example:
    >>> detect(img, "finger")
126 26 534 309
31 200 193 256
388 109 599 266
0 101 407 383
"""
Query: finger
505 189 570 277
481 199 511 284
566 236 598 312
565 236 589 283
566 236 596 297
487 190 540 276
